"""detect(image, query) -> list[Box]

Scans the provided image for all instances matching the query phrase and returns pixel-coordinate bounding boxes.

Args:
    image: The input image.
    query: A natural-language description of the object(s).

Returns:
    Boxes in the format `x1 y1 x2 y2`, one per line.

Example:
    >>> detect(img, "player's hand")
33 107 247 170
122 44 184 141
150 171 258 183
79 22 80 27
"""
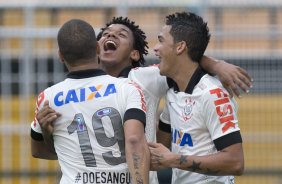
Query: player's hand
148 142 171 171
215 60 253 98
37 100 60 137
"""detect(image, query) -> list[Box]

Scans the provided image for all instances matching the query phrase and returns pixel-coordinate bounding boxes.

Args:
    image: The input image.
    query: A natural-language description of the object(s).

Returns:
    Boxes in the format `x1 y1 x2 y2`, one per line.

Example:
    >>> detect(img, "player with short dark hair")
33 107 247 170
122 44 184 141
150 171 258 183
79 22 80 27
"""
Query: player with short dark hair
31 19 150 184
149 12 244 184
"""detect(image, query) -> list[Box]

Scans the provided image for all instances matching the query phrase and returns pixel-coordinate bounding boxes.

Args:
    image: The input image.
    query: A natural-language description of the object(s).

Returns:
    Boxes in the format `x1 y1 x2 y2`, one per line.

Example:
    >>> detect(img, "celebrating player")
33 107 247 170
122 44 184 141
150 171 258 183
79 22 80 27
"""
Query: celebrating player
149 12 244 183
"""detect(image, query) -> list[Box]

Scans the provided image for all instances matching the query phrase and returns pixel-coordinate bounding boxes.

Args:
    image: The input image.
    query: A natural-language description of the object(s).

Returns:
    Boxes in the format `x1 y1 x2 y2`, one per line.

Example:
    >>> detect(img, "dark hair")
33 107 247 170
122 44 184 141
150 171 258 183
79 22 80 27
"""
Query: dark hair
97 17 148 67
57 19 97 65
166 12 210 62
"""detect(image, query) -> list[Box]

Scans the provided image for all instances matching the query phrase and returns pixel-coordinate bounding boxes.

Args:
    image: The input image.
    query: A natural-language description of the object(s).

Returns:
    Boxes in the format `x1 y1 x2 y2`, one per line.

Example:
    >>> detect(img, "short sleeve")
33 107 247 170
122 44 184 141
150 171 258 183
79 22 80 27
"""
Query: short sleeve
159 100 170 125
123 81 146 126
128 65 168 98
203 87 240 141
30 88 51 140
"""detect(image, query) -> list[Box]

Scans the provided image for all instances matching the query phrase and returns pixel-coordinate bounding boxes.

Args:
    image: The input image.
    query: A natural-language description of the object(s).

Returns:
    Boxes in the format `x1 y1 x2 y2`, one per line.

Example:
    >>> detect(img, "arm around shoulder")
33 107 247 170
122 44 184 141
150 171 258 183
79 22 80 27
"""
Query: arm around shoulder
200 55 253 98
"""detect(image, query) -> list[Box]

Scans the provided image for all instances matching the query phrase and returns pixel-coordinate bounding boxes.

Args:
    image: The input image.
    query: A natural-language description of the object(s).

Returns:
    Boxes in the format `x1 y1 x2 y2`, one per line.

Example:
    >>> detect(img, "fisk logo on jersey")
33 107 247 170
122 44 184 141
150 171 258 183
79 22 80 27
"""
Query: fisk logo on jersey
54 84 116 106
210 88 235 133
171 128 193 147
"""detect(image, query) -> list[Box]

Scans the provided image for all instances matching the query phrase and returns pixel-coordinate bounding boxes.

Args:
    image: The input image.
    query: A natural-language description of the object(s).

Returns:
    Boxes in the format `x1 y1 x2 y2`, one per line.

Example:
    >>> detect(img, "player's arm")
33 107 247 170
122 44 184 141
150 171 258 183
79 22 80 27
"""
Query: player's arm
151 87 244 175
157 128 171 149
149 140 244 176
124 81 150 184
156 101 171 148
31 139 57 160
157 102 171 148
199 55 253 97
124 118 150 184
31 98 59 160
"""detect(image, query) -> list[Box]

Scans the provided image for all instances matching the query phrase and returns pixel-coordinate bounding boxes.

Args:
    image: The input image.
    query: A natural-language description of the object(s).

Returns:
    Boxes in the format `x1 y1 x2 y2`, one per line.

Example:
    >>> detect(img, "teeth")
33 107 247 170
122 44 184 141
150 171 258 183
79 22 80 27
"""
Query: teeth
104 40 117 51
105 40 116 47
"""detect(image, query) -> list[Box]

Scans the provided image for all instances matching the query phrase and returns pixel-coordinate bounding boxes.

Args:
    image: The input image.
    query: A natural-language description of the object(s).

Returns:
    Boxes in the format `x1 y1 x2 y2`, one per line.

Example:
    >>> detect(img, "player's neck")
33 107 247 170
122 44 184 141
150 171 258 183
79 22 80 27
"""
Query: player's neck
68 62 100 72
173 60 199 92
101 62 131 78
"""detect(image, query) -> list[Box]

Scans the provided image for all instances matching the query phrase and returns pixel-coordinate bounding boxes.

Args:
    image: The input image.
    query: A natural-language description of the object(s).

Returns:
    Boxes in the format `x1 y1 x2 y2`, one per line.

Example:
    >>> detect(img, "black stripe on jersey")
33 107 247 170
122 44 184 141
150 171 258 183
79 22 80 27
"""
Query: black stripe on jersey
124 108 146 129
30 129 44 141
117 66 132 78
213 131 242 151
166 66 207 94
166 77 174 88
185 66 207 94
158 120 171 133
67 69 106 79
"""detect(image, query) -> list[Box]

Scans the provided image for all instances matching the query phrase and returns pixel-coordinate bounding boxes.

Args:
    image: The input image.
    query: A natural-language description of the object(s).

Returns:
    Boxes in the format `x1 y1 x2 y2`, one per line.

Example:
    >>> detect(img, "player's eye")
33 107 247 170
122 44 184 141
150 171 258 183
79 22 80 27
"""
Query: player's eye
102 32 109 37
119 33 127 38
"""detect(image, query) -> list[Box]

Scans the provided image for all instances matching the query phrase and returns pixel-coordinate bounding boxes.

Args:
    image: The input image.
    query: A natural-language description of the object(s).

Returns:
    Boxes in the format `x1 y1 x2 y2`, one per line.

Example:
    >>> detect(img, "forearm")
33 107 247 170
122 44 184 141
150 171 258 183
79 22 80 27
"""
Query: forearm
165 144 244 176
126 137 150 184
31 139 58 160
157 130 171 149
199 55 219 75
42 131 56 154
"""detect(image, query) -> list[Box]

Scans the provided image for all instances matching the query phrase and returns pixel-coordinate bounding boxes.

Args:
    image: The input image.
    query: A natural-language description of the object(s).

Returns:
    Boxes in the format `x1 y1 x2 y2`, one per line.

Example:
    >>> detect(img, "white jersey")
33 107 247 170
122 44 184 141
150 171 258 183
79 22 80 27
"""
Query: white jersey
160 67 241 184
128 65 168 184
128 65 168 142
31 69 146 184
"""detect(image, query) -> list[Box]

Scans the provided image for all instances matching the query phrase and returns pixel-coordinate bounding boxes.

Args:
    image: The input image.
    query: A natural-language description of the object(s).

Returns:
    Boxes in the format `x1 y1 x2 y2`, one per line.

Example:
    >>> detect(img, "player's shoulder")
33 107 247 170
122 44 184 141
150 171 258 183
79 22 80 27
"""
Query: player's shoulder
196 74 228 95
128 65 164 85
129 64 160 75
104 76 134 90
201 74 223 87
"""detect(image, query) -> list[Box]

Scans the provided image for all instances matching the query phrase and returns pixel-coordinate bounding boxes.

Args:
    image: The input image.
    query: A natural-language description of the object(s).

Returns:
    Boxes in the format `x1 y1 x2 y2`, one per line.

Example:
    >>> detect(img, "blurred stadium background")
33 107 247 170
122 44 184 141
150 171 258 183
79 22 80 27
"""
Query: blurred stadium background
0 0 281 183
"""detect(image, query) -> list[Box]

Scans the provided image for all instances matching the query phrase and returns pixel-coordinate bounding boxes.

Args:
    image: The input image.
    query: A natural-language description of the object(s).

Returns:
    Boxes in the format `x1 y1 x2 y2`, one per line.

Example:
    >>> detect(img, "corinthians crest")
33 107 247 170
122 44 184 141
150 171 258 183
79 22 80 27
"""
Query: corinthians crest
182 98 195 122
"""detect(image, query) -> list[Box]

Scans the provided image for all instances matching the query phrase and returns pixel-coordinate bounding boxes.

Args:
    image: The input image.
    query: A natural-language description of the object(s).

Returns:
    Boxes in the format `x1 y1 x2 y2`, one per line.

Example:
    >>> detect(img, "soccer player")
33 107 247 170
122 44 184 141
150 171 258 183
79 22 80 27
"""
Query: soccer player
149 12 244 184
32 17 252 184
31 19 150 184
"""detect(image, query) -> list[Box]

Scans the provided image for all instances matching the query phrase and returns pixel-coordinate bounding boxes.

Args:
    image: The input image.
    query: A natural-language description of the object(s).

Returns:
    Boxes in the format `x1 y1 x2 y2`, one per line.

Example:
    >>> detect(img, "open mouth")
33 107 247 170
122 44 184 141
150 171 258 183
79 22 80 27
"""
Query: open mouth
104 40 117 51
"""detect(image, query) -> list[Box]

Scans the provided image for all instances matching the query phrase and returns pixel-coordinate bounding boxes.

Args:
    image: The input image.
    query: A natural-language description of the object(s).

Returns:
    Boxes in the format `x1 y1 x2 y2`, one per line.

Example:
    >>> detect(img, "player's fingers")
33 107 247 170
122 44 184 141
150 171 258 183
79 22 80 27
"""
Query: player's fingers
148 142 158 148
37 107 49 118
224 86 234 98
227 82 241 98
36 108 55 120
237 68 253 87
38 116 47 127
234 77 250 94
56 112 62 117
237 67 253 82
43 100 49 107
45 114 58 126
39 112 57 126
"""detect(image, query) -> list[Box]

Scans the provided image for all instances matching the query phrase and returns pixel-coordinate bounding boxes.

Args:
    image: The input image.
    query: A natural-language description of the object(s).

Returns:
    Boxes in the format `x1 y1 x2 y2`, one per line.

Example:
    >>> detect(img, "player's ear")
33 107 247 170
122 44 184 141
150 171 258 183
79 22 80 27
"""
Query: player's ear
58 49 65 64
96 43 100 55
176 41 186 55
130 50 140 62
96 43 101 64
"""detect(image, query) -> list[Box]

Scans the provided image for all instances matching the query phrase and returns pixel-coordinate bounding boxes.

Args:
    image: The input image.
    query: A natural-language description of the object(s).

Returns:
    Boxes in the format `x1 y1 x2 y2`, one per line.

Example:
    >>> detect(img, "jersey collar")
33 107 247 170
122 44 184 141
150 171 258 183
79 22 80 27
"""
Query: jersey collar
117 66 132 78
67 69 107 79
167 66 207 94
